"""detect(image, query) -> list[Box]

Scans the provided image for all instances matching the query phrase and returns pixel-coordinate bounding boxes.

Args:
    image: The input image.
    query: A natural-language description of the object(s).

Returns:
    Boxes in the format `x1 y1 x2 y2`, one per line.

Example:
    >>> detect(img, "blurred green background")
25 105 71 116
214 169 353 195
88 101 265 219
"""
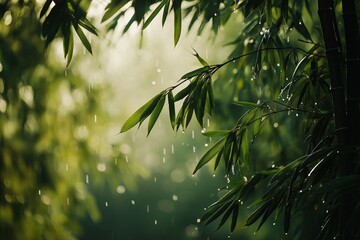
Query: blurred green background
0 1 304 239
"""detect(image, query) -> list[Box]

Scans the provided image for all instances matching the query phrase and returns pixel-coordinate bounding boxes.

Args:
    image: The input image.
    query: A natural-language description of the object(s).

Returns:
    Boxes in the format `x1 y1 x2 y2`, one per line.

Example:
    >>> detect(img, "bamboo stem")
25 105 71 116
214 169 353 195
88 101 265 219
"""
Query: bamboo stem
343 0 360 146
317 0 347 144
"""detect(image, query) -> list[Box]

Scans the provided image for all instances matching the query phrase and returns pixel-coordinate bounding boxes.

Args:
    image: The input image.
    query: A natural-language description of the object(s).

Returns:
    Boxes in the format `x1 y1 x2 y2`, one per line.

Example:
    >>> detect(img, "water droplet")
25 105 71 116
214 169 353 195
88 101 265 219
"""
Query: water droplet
86 174 89 184
295 113 299 117
157 68 162 73
204 143 208 147
154 220 158 225
38 190 41 195
193 146 196 153
146 204 150 213
163 157 166 163
66 197 70 205
131 200 136 205
196 218 201 223
277 63 280 67
65 164 69 172
212 174 216 177
105 202 109 207
273 122 279 128
271 164 275 168
154 177 157 182
273 222 276 226
171 144 175 154
152 81 156 85
125 155 129 163
97 163 106 172
116 185 126 194
172 195 178 201
243 176 248 182
192 130 195 139
94 114 97 123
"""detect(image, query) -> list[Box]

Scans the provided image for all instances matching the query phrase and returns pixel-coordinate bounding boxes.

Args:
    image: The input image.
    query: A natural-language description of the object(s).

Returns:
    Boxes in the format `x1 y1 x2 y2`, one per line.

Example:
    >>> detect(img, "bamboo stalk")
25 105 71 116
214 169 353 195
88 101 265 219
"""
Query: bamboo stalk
343 0 360 146
317 0 347 144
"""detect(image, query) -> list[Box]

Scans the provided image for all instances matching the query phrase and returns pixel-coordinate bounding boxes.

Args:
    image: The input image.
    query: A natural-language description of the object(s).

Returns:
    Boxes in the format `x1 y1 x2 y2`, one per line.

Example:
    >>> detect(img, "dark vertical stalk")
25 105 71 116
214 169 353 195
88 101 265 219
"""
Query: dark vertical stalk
343 0 360 146
317 0 347 144
318 1 353 238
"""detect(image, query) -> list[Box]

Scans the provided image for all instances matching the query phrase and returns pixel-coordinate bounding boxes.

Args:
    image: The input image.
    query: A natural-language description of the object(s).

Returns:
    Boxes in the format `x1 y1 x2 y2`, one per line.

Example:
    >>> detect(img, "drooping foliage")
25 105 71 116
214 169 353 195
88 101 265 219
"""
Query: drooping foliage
3 0 360 239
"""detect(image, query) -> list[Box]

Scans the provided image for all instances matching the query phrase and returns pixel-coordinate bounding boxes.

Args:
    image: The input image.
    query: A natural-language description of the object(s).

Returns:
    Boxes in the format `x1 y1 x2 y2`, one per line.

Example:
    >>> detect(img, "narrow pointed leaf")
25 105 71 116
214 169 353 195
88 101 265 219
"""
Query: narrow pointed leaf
168 92 176 129
162 0 170 26
173 0 182 46
202 130 230 137
193 137 226 174
180 67 208 80
73 22 92 54
102 0 130 22
66 27 74 66
148 95 166 135
231 203 239 232
231 101 258 107
40 0 52 19
143 0 167 30
121 93 163 133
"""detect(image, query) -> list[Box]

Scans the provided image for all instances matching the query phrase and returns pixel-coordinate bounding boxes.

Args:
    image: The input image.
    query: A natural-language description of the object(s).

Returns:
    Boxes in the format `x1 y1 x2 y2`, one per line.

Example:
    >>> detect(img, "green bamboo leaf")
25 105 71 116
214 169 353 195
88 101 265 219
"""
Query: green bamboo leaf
231 101 259 107
180 67 208 80
173 0 182 46
217 202 236 230
203 201 232 225
185 104 194 128
147 95 166 135
202 130 230 137
73 22 92 54
143 0 168 30
102 0 130 22
40 0 52 19
231 203 239 232
241 128 249 166
121 93 163 133
245 201 271 227
284 202 291 233
66 31 74 67
266 0 272 27
63 26 74 66
192 47 209 66
77 18 98 36
168 92 176 129
193 137 227 174
162 0 170 26
174 80 196 101
62 23 71 58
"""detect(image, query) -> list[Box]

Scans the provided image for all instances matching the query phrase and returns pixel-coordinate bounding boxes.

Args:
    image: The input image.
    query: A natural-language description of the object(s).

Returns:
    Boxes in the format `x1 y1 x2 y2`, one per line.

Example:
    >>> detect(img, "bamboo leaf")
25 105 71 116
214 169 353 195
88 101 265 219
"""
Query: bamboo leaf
73 22 92 54
173 0 182 46
245 201 271 227
231 101 259 107
231 203 239 232
168 92 176 129
180 67 208 80
121 93 163 133
147 95 166 135
40 0 52 19
102 0 130 22
77 18 98 36
193 137 226 174
143 0 168 30
202 130 230 137
192 47 209 66
241 128 249 166
162 0 170 26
